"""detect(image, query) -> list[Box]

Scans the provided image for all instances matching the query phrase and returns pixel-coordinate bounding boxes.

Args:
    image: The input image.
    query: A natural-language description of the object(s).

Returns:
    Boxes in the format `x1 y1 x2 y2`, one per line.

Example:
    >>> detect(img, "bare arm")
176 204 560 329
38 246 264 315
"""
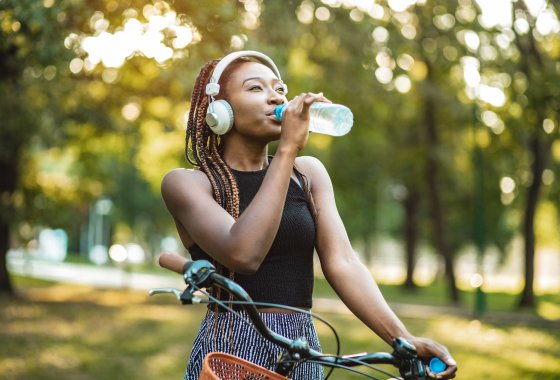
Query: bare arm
162 146 296 274
161 93 328 275
299 156 457 379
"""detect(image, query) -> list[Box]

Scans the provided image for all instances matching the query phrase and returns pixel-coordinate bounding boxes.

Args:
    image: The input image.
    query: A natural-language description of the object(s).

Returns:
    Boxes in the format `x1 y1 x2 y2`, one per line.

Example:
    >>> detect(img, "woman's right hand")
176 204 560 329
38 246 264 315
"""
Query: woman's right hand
278 92 331 152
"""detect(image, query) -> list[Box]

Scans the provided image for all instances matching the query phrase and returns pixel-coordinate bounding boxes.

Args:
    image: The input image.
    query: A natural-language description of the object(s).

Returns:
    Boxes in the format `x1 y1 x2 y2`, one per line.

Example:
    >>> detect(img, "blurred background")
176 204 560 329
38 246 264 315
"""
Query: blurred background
0 0 559 379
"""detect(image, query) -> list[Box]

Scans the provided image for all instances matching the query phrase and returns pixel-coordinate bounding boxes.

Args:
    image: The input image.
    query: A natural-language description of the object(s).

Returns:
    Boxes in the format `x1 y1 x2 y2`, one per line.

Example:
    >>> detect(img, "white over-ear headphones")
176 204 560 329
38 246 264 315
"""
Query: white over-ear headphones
205 50 288 135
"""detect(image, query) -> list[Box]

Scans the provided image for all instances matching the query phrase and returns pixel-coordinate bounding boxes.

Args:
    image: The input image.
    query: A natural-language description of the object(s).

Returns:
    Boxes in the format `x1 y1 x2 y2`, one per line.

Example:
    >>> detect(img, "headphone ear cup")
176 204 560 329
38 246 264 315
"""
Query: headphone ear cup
206 99 234 135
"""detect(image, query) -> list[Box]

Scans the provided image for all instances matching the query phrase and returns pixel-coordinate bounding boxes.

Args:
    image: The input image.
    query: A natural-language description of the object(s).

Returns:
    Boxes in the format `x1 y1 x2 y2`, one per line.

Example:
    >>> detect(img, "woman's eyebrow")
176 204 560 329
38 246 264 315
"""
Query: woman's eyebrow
242 77 282 85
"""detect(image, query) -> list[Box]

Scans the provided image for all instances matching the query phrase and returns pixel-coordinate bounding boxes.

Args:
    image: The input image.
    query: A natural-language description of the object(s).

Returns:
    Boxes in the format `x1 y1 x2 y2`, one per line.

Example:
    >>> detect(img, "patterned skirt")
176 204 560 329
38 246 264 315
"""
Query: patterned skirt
184 309 324 380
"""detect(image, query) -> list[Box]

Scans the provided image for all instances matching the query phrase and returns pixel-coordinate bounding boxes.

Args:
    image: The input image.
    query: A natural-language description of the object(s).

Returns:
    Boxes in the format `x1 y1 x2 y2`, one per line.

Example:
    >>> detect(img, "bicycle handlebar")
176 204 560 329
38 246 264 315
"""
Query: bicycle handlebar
153 258 443 379
158 252 187 274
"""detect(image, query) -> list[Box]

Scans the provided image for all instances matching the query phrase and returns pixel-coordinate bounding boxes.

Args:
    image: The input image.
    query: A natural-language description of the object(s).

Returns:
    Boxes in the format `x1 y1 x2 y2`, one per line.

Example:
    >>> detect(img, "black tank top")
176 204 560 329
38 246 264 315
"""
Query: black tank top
188 166 316 308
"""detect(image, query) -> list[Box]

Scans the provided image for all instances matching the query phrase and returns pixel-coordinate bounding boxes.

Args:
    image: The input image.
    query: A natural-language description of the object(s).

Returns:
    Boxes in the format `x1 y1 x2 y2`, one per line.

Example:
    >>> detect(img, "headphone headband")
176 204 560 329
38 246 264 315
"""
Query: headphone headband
205 50 284 97
204 50 286 135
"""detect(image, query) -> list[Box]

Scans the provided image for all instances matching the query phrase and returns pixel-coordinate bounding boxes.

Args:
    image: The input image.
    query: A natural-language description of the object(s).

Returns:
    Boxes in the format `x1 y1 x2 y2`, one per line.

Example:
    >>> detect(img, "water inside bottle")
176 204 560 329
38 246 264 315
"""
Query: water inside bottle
308 103 353 136
274 102 353 136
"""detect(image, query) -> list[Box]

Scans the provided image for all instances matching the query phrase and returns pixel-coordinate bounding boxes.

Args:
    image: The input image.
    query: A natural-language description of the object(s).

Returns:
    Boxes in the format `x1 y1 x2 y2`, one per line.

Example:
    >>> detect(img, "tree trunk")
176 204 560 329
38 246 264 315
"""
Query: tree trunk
0 157 17 295
0 223 12 294
511 0 552 309
519 136 548 307
414 5 459 302
403 188 419 289
422 63 459 303
424 121 459 302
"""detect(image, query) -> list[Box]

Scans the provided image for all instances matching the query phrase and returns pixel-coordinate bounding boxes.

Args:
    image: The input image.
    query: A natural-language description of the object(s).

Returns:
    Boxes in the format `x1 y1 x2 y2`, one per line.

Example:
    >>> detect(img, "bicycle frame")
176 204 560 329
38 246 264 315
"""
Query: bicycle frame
149 259 430 380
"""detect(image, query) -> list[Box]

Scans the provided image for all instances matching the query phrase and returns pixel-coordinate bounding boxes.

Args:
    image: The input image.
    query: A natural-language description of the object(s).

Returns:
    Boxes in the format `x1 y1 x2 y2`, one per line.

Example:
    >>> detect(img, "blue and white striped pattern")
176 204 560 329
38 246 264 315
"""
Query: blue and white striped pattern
184 309 324 379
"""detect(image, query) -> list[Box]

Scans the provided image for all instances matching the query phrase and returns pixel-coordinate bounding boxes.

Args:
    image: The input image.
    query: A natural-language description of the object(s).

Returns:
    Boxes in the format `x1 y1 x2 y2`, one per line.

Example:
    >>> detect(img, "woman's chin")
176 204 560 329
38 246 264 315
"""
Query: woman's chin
263 127 282 142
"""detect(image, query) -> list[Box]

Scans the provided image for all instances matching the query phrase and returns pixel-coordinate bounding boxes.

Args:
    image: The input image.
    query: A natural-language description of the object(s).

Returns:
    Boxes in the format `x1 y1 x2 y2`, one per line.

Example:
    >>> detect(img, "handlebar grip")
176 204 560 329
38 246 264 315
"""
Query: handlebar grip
429 357 447 374
158 252 190 274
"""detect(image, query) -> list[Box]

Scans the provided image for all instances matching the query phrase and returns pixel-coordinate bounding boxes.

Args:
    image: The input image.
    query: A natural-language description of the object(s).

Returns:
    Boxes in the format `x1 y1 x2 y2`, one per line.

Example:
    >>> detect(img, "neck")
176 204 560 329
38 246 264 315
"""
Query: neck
222 134 269 171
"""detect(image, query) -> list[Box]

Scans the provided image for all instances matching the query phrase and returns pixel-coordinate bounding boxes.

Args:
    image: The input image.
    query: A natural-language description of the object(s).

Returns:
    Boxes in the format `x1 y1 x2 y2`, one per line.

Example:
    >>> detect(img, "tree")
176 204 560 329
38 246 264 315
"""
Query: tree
512 1 559 308
0 0 79 294
467 0 560 307
0 0 248 294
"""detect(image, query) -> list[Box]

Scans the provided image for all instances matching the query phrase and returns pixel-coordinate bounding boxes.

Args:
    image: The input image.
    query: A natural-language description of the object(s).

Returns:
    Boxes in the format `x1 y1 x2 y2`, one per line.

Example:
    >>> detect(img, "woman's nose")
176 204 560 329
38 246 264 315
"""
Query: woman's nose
268 90 284 105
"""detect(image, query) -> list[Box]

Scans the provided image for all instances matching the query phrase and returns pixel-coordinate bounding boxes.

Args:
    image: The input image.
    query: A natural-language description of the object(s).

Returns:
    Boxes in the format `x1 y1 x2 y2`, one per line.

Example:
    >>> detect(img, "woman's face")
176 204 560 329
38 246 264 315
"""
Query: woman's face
223 61 287 140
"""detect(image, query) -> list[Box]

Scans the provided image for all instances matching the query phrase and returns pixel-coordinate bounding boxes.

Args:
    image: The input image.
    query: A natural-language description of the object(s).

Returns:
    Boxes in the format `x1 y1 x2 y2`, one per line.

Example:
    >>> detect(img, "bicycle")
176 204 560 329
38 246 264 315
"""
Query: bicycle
149 259 447 380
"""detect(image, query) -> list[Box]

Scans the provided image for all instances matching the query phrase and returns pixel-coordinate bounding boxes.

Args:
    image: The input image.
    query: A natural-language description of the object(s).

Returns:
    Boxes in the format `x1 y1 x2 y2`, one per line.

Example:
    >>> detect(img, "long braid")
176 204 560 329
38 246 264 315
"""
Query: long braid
185 58 247 351
186 59 241 217
186 62 213 166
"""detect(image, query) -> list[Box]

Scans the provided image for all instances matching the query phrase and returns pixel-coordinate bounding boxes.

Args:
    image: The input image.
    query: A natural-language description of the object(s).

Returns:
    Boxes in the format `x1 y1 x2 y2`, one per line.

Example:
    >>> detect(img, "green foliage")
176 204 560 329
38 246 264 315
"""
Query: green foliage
1 0 248 252
1 0 559 301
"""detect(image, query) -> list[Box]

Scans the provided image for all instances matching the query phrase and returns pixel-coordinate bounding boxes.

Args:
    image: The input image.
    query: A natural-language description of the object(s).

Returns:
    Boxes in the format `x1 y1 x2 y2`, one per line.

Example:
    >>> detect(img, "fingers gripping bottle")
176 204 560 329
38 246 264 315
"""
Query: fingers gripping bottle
274 102 353 136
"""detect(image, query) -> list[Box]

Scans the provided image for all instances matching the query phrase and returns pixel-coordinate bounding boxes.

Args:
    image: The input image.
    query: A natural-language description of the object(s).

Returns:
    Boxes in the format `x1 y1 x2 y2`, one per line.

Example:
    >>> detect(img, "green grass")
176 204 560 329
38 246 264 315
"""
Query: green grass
314 276 560 320
1 278 559 380
317 312 560 380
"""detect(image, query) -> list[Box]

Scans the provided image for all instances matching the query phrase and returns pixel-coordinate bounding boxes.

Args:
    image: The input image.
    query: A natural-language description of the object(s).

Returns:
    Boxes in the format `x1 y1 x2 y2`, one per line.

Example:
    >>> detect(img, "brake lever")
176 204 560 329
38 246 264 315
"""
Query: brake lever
180 287 203 305
397 358 428 380
148 287 203 304
148 288 183 300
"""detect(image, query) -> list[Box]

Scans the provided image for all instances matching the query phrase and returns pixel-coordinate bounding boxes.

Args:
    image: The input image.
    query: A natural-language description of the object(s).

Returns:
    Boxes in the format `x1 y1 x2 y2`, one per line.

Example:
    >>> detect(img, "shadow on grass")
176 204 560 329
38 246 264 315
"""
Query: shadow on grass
1 283 206 380
316 312 560 380
2 279 559 380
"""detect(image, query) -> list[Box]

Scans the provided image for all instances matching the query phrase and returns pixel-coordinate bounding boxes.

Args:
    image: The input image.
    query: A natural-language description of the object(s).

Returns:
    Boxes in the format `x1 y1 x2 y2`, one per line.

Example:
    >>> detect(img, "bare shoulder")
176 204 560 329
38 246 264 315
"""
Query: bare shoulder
294 156 333 195
161 168 212 203
295 156 329 180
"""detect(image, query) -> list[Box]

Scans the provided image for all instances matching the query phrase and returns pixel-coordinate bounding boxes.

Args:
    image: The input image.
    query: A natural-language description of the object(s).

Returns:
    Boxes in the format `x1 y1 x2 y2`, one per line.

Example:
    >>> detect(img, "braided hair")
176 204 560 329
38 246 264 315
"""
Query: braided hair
185 58 253 343
185 58 248 219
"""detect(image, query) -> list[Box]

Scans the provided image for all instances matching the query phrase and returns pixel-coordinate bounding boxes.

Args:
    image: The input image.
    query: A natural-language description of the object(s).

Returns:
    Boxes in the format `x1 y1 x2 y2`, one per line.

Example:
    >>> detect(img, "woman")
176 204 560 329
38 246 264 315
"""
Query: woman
161 50 457 379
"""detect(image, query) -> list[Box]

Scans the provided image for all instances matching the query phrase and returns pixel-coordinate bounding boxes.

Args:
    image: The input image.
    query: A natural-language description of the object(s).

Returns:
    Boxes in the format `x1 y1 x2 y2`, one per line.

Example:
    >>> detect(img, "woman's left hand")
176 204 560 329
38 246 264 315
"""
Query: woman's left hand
407 336 457 379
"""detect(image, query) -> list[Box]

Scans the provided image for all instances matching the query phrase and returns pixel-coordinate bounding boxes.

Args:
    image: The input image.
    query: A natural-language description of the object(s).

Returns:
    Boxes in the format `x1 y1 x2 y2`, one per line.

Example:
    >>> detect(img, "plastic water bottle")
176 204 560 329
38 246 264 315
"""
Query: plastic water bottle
274 102 353 136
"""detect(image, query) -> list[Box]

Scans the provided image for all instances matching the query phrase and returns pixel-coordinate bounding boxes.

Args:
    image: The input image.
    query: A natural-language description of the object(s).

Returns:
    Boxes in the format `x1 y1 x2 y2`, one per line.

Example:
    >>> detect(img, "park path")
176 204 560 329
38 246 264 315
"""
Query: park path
8 256 186 290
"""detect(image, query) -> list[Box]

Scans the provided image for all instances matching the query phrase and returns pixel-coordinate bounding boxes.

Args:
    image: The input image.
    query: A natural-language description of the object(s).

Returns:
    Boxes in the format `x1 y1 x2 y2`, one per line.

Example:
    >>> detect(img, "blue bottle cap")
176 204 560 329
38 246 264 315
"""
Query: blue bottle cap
275 104 286 121
429 357 446 374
